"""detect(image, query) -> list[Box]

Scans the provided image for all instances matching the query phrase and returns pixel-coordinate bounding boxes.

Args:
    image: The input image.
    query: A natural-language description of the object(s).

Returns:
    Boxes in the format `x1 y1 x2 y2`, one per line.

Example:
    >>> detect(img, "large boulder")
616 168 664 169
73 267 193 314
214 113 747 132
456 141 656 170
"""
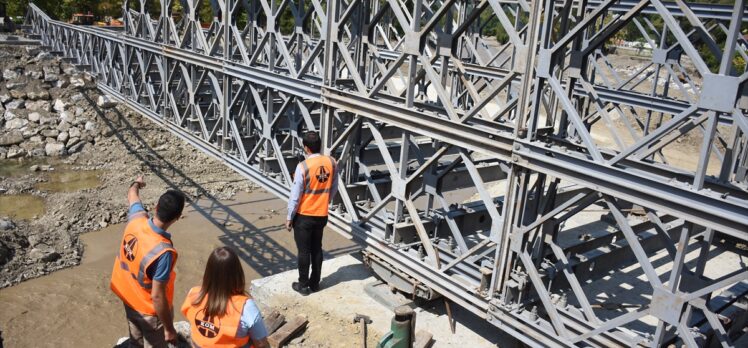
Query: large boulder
70 93 85 103
2 69 19 80
5 99 25 110
25 69 43 80
42 66 60 82
55 78 70 89
40 114 57 125
59 110 74 123
45 142 66 156
63 65 77 75
0 218 16 231
27 112 41 123
29 147 46 157
97 95 117 109
23 128 40 138
41 129 59 138
72 116 86 126
66 136 80 148
68 127 81 138
6 146 26 159
69 76 85 87
28 247 61 262
0 131 24 146
27 90 50 101
5 118 28 130
67 140 85 153
57 131 69 143
56 121 71 132
53 99 66 113
9 89 26 99
26 100 51 112
4 109 18 120
5 81 26 90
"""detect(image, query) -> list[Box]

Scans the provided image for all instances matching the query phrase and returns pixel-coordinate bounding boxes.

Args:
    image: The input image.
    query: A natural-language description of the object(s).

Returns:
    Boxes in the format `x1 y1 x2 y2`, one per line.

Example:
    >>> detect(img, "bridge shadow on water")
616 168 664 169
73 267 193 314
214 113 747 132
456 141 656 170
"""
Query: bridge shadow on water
83 94 360 277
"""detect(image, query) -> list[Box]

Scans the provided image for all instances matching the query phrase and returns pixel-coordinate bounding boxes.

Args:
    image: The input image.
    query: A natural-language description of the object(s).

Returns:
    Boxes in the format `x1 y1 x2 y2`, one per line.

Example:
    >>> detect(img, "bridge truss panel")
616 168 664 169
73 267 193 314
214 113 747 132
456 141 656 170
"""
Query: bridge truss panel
25 0 748 346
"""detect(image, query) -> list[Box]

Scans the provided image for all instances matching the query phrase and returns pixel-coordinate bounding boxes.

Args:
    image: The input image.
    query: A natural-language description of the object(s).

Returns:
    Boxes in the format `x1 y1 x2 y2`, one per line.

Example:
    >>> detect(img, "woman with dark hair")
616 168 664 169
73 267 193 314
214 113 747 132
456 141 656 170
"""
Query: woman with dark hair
181 247 270 348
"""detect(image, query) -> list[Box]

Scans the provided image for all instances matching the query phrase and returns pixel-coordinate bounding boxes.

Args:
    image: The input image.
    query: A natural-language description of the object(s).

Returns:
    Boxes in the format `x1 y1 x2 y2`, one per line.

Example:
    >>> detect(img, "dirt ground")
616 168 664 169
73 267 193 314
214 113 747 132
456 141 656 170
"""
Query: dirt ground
0 44 365 347
0 189 359 347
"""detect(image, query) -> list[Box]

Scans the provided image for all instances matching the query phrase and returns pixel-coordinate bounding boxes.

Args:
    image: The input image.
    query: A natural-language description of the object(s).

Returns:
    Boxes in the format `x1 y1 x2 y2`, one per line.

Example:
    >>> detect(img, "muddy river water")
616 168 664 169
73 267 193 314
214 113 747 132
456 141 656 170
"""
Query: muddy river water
0 158 101 219
0 190 357 347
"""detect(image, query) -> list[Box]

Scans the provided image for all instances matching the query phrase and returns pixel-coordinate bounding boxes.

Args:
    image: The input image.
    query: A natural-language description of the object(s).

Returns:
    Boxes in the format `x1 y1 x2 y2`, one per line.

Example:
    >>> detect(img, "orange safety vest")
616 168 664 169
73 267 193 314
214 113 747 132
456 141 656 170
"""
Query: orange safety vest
110 217 178 315
181 286 251 348
297 155 335 217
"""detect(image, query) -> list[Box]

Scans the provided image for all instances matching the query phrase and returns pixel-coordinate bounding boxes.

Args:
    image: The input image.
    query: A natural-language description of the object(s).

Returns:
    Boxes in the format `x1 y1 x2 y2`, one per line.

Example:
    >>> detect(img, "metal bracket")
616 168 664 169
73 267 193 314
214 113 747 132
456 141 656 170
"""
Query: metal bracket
403 32 422 56
652 48 667 65
698 73 740 113
650 286 686 326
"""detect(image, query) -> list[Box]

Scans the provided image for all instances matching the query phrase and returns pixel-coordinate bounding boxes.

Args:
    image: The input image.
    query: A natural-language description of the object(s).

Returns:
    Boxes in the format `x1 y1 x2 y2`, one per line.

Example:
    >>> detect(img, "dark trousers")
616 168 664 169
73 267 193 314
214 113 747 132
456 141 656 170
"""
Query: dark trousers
124 304 166 348
293 214 327 288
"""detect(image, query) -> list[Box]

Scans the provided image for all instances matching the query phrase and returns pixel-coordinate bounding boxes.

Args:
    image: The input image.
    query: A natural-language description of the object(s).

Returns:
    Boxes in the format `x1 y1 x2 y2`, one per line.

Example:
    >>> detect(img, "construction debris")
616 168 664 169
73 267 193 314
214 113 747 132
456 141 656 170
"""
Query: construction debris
263 309 286 335
267 315 308 348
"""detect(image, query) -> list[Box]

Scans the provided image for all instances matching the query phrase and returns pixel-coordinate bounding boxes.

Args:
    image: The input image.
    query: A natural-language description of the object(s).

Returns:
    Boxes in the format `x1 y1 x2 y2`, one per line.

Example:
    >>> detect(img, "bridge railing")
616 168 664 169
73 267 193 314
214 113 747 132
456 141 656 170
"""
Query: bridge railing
26 1 748 346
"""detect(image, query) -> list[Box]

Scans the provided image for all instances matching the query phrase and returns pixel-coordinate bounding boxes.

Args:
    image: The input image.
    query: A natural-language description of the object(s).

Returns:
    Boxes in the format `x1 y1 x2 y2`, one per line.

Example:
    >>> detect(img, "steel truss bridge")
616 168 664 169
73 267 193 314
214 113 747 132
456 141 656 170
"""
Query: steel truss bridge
25 0 748 346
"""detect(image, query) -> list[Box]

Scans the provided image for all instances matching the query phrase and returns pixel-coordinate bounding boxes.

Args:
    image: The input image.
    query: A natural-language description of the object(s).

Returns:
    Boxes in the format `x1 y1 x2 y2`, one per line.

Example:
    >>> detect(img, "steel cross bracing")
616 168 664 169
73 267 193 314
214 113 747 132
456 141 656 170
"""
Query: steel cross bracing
25 0 748 346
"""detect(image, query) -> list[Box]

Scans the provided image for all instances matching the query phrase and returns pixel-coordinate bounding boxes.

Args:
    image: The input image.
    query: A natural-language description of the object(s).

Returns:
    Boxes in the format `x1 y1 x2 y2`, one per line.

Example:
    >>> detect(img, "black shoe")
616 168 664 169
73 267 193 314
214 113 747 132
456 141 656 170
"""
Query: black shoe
292 282 310 296
309 284 320 293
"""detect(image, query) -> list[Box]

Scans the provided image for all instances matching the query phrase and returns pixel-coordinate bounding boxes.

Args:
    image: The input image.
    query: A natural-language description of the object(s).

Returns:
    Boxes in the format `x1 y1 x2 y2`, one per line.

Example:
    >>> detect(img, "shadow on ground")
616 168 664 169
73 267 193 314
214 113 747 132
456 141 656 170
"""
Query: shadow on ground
84 94 360 276
86 94 509 346
319 253 370 289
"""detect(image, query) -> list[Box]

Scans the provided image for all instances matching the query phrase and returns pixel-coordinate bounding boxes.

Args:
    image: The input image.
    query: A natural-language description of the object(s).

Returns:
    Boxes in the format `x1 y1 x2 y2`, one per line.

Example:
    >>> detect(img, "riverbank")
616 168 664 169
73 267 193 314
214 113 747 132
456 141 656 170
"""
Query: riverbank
0 189 359 347
0 45 255 287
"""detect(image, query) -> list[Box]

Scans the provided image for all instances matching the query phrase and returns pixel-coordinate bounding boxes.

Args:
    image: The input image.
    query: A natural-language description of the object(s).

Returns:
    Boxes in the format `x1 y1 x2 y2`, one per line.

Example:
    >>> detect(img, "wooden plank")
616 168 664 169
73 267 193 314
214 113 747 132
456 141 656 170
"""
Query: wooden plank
263 309 286 335
267 315 308 348
414 330 434 348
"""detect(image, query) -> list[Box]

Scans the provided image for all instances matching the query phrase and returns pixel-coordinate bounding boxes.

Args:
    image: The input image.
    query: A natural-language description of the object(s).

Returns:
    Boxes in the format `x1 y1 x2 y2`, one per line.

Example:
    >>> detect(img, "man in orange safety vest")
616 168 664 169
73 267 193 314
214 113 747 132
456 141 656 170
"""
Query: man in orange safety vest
111 175 186 347
285 131 338 296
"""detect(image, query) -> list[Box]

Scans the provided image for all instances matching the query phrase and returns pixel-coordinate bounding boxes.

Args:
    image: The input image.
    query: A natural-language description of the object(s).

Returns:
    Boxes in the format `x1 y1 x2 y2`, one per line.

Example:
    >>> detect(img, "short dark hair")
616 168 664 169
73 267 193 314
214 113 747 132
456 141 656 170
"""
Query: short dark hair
156 190 186 223
302 131 322 154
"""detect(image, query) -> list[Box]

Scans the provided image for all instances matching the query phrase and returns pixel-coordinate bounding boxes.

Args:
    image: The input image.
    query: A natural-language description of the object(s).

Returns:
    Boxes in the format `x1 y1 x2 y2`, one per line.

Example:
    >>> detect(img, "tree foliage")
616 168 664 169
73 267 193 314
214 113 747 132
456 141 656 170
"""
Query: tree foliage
6 0 123 20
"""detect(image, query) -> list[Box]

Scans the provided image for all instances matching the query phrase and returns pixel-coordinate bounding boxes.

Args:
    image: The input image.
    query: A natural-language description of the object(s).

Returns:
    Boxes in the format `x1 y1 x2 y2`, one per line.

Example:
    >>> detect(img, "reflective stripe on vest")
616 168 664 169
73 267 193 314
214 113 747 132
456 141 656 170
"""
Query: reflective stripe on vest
136 242 173 289
180 286 251 348
110 217 178 315
298 155 334 217
115 241 174 290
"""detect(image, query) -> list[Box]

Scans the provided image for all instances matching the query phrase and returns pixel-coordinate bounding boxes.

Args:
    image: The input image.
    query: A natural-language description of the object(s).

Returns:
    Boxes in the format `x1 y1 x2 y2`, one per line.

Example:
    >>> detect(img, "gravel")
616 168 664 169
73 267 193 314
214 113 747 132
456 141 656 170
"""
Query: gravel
0 46 257 288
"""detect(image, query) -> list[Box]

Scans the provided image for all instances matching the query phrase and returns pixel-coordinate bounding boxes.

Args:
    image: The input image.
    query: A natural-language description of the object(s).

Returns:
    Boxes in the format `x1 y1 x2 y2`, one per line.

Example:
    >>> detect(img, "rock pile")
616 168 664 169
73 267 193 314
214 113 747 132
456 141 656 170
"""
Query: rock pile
0 47 104 160
0 214 83 287
0 45 256 289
